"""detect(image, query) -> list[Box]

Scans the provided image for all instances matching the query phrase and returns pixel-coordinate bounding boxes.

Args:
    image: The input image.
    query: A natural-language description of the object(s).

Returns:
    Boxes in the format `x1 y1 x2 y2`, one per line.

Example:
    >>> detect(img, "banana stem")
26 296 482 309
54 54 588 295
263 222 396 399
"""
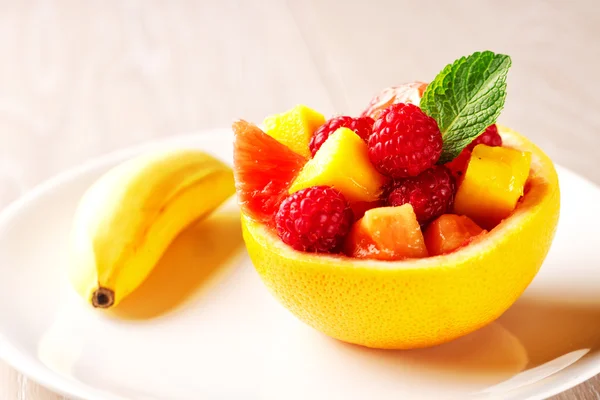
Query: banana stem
92 287 115 308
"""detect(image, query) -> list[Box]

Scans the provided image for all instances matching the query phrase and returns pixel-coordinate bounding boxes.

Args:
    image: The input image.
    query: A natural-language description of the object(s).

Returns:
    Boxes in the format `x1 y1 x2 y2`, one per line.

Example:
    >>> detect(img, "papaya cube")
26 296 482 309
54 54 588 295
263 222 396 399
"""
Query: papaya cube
289 127 387 203
453 144 532 229
263 104 325 158
424 214 486 256
350 199 385 221
344 204 428 260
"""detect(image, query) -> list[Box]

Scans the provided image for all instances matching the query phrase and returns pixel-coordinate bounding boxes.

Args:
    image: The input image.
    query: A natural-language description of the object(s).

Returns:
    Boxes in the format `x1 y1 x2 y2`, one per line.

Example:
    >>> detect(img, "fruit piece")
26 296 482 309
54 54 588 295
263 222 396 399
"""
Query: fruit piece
361 82 428 120
385 166 455 225
263 104 325 158
467 124 502 150
69 149 235 309
309 116 374 156
454 144 532 229
424 214 486 256
445 125 502 181
275 186 353 253
233 120 307 223
445 149 472 181
344 205 428 260
350 199 385 221
368 103 443 178
289 127 388 203
241 126 559 349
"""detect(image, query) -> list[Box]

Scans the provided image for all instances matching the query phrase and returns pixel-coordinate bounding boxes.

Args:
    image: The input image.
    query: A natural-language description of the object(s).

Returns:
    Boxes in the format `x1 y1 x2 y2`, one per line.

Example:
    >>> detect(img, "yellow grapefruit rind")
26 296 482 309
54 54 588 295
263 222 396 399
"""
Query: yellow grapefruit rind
241 126 560 349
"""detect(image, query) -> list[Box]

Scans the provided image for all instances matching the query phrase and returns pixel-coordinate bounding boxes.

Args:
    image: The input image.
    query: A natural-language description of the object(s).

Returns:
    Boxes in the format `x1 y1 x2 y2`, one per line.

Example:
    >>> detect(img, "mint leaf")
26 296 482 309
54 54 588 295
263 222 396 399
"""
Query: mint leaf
420 51 511 163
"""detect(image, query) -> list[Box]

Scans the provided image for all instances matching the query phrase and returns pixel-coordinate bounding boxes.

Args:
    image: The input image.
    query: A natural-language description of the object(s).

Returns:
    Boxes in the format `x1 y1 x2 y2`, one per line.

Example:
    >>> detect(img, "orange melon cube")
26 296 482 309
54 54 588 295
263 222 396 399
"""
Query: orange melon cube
344 204 428 260
263 104 325 158
289 127 388 203
424 214 486 256
350 199 385 221
453 144 532 229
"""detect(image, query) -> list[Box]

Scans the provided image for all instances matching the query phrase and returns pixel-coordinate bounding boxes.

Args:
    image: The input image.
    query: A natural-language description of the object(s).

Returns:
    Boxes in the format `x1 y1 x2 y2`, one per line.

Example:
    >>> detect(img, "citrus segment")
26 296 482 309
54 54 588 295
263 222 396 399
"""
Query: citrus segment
361 82 428 120
232 120 307 223
241 126 560 349
263 105 325 158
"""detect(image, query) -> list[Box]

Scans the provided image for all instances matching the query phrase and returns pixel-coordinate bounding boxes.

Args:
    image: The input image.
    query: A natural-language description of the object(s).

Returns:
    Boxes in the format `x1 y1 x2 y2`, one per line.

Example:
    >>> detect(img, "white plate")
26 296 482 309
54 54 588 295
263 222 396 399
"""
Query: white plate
0 129 599 400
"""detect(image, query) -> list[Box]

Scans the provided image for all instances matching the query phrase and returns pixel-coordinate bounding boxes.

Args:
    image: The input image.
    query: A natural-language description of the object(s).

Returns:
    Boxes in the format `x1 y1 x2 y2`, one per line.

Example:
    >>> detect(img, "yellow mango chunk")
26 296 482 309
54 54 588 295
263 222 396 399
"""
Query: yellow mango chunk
289 127 387 203
263 104 325 158
454 144 532 229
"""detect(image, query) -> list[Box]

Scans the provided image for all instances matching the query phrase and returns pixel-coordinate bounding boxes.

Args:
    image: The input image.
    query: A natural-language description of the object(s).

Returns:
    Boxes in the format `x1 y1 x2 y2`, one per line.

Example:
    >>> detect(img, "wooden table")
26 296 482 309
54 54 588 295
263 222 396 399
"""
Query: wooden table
0 1 598 399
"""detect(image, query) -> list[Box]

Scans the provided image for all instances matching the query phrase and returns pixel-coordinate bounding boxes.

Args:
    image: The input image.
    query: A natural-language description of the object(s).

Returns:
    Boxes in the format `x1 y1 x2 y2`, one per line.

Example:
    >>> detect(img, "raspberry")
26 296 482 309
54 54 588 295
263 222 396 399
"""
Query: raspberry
445 148 472 181
467 124 502 150
445 125 502 181
275 186 354 253
385 166 455 225
309 116 374 156
368 103 443 178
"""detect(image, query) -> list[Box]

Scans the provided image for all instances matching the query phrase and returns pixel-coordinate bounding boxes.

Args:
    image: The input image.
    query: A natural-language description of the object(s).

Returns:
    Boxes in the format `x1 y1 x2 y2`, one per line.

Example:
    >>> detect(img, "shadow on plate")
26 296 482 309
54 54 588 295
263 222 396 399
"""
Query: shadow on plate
111 208 244 320
264 321 528 398
332 292 600 376
332 322 528 379
343 295 600 396
497 294 600 369
264 290 600 399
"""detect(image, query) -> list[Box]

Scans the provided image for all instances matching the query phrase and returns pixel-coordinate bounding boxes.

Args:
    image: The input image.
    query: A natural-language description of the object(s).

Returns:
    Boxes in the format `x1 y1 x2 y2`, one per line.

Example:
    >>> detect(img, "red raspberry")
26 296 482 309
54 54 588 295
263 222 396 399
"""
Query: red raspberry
368 103 443 178
445 125 502 181
385 166 455 225
445 148 472 181
275 186 354 253
467 124 502 150
309 116 374 156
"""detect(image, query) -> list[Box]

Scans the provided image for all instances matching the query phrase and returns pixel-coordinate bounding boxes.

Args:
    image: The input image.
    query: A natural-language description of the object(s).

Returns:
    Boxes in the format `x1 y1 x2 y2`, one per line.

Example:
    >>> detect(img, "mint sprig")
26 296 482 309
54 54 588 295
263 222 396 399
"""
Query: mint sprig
420 51 512 163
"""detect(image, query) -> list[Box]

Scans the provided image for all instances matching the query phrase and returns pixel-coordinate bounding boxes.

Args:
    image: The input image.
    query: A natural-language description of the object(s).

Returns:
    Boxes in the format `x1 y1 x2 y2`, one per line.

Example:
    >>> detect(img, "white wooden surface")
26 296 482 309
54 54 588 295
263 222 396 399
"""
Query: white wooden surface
0 0 598 399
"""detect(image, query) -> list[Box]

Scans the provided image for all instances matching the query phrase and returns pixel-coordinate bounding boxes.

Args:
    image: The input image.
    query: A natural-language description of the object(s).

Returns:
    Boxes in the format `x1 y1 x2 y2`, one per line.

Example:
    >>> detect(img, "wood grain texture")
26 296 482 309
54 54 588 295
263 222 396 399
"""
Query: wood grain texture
0 0 597 398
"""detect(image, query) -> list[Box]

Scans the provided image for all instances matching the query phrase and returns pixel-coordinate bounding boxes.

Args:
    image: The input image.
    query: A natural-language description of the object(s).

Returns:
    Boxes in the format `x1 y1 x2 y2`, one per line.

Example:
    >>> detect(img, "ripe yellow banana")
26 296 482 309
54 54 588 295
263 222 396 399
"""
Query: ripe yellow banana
68 149 235 309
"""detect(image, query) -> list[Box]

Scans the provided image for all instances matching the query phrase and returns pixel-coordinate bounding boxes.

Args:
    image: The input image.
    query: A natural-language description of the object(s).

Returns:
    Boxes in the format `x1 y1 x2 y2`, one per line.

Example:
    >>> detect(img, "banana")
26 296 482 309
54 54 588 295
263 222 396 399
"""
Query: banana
68 149 235 309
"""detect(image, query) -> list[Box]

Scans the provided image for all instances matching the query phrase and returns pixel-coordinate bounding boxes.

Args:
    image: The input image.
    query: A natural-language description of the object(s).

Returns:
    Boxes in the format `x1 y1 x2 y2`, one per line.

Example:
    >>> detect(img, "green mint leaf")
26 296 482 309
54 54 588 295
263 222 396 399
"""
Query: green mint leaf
420 51 512 163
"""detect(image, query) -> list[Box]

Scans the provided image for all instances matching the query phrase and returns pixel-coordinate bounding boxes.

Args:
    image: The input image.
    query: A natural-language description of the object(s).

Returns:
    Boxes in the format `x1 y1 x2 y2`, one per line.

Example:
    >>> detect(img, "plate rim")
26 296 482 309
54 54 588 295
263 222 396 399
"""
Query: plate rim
0 129 598 400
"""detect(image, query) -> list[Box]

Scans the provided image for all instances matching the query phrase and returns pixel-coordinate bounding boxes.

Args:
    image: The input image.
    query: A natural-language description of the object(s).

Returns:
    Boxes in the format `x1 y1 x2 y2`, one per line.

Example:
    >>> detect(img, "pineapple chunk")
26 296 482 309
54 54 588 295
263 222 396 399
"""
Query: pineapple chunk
289 127 387 202
453 144 532 229
263 105 325 158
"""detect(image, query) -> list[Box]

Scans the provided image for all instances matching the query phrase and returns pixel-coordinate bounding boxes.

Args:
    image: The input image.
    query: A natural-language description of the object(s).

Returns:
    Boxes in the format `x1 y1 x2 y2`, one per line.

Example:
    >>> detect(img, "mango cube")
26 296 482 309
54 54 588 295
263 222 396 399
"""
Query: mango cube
263 104 325 158
453 144 532 229
424 214 485 256
344 205 428 260
289 127 387 203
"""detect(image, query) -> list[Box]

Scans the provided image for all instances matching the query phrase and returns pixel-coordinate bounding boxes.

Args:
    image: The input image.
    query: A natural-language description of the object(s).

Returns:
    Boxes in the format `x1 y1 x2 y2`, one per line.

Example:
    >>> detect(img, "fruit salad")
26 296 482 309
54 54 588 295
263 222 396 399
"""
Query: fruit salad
233 51 560 349
233 50 531 260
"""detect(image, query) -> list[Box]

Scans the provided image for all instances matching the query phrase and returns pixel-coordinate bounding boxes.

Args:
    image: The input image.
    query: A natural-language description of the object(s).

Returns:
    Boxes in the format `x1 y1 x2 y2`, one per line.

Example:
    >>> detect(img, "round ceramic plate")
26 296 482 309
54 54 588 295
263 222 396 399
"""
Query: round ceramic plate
0 130 599 400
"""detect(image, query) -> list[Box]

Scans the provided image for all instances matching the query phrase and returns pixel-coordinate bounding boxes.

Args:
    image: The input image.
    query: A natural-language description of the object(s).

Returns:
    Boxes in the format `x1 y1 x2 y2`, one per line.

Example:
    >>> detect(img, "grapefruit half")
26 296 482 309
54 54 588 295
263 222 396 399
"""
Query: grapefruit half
239 126 560 349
